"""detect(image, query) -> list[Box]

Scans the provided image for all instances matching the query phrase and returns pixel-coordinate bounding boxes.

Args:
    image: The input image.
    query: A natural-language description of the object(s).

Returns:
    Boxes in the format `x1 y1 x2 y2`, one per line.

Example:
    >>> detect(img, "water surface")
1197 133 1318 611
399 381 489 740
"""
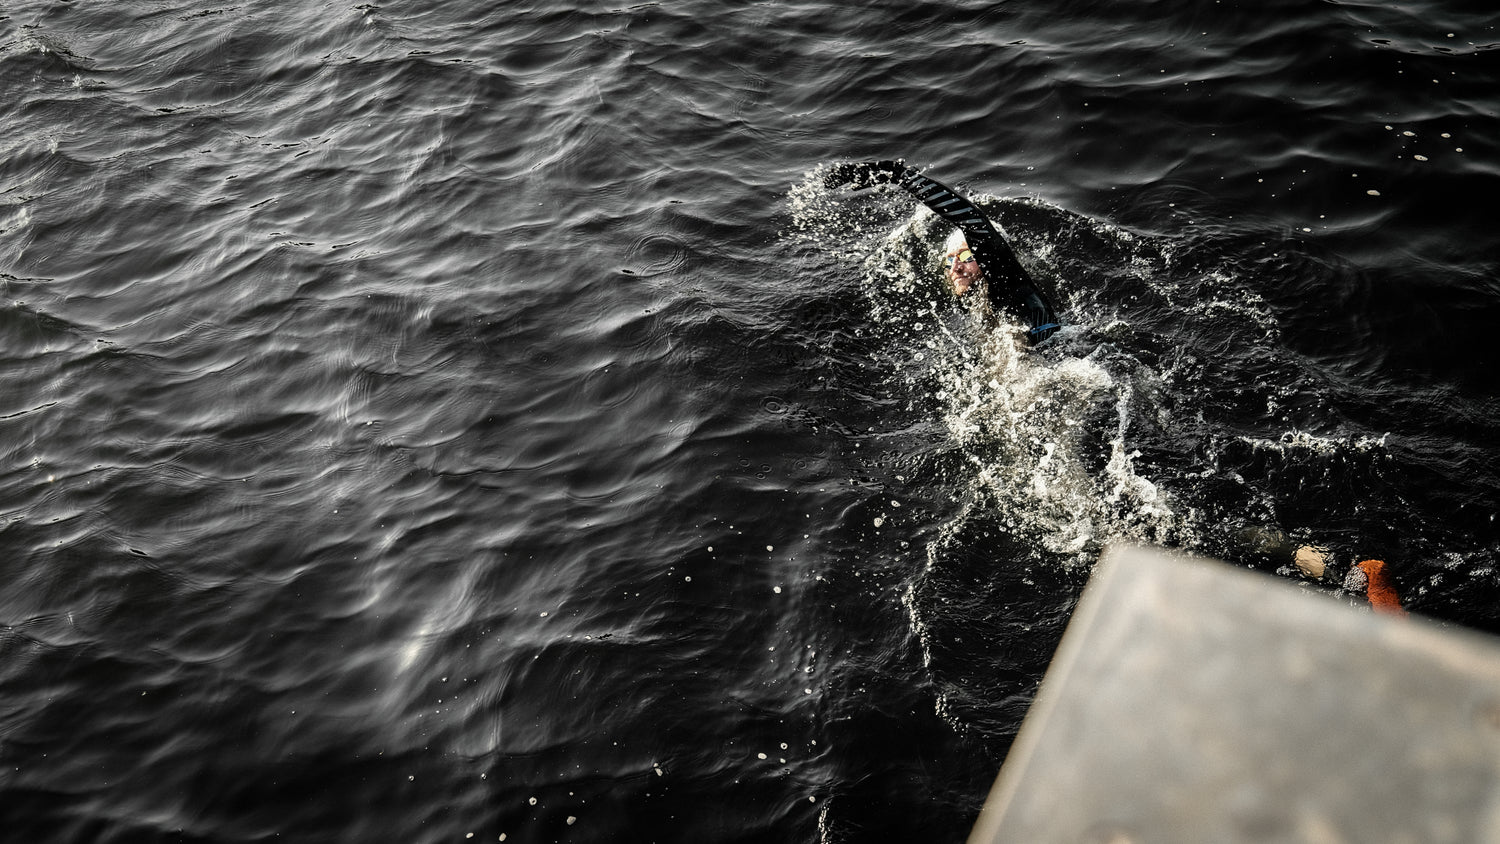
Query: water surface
3 1 1498 841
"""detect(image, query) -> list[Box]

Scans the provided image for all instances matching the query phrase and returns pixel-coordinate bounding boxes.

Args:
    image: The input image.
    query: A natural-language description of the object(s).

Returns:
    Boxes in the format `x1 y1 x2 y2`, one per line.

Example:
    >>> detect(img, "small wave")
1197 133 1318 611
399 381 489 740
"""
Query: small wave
1234 428 1389 456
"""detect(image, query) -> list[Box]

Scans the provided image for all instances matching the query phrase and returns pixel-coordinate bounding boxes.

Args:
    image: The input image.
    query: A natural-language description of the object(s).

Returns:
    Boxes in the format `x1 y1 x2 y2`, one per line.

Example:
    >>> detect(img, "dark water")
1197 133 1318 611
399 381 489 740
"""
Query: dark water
3 1 1498 841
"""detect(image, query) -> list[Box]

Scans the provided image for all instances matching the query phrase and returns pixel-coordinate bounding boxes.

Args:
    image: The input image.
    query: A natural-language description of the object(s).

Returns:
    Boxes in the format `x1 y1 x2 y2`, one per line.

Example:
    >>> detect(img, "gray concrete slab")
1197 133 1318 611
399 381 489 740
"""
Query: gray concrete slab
968 544 1500 844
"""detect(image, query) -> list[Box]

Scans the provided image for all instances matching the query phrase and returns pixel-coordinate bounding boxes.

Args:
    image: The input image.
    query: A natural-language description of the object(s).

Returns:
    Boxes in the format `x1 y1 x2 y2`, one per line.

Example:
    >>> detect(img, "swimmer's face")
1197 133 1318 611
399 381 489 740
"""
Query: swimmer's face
943 242 981 296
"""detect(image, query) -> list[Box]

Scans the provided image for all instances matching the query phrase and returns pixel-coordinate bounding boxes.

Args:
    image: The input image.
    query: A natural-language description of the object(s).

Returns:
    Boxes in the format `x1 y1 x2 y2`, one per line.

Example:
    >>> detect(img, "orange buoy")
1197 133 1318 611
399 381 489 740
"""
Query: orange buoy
1356 559 1406 616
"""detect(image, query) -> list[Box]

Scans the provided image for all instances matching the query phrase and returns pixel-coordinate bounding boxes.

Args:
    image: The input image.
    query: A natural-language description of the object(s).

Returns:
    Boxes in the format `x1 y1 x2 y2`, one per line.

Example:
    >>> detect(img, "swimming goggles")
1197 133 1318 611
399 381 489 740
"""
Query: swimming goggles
942 249 975 269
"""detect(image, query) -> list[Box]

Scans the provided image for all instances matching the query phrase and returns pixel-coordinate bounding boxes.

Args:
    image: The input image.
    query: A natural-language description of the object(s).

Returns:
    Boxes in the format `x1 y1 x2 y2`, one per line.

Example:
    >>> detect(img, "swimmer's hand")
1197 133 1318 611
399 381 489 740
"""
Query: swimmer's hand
822 159 910 191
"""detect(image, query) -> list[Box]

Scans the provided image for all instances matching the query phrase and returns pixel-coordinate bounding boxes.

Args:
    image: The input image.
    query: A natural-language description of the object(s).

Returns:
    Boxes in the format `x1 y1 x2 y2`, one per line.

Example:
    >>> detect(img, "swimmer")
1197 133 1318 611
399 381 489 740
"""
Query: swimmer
824 159 1061 344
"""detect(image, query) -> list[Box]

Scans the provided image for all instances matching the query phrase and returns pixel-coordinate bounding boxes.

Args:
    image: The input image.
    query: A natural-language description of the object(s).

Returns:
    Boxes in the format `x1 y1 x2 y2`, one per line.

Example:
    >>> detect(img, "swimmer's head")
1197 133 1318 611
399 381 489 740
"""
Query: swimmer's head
942 229 981 296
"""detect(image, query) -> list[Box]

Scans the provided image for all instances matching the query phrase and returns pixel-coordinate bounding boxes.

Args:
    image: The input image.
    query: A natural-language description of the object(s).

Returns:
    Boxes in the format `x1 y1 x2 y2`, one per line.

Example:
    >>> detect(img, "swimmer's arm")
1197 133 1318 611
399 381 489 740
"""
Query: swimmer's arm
824 160 1059 342
823 160 1021 276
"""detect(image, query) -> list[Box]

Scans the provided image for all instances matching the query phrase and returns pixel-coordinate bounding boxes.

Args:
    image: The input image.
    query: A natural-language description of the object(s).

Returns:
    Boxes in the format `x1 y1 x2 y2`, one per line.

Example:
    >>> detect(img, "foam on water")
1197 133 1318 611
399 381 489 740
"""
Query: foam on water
1231 428 1388 457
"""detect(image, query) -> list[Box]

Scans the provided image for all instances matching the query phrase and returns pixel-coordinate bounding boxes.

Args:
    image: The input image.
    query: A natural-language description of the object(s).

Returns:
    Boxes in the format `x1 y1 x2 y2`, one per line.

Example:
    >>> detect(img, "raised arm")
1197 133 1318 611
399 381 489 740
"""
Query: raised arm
824 160 1060 343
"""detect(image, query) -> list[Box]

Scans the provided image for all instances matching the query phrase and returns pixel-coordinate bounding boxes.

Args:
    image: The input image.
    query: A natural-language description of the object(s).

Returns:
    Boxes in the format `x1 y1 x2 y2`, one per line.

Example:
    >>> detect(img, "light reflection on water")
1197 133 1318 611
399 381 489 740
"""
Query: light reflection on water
2 1 1498 842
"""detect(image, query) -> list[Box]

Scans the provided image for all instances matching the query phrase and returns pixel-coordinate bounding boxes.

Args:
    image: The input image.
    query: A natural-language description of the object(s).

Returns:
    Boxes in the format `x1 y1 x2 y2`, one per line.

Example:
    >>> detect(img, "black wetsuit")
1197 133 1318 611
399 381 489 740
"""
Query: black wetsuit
824 160 1061 344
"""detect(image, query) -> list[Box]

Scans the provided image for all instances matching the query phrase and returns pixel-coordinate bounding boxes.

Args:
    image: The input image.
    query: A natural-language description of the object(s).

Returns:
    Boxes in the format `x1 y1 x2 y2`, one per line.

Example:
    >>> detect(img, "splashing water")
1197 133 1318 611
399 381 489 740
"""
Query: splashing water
790 167 1191 567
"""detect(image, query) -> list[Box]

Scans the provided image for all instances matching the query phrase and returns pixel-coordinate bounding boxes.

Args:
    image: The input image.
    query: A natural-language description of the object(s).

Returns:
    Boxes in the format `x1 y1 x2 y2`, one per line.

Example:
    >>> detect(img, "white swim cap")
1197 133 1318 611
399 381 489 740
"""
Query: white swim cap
944 228 967 253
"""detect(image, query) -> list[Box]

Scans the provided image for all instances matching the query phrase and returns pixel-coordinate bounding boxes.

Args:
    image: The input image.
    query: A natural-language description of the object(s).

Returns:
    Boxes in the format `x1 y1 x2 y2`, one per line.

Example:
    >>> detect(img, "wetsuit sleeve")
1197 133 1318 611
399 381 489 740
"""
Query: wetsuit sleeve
825 161 1061 343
